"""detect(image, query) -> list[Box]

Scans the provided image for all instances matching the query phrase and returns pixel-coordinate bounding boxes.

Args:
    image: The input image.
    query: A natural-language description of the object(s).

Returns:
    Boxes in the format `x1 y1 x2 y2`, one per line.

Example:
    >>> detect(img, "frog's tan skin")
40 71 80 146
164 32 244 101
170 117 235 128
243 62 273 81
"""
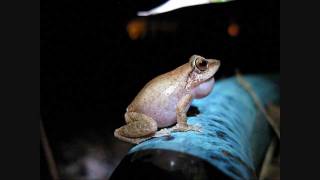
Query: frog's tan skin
114 55 220 144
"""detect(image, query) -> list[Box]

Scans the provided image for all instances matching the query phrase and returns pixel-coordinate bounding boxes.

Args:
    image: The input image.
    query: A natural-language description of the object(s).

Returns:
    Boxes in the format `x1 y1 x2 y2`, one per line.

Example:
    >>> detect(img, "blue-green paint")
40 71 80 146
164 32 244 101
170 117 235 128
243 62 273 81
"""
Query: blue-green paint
129 74 279 180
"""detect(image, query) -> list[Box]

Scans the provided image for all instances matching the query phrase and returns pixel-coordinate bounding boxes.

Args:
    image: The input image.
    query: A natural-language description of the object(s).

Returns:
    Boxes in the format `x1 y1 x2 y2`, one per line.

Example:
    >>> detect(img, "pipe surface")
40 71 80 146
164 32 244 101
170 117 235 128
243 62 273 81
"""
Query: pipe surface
117 74 280 179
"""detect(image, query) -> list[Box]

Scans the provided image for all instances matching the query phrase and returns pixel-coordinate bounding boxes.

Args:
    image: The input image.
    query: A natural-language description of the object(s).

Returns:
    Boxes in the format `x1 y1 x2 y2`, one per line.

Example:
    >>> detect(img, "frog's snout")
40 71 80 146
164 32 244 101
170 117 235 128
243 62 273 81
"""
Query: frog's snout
207 59 220 76
212 59 220 67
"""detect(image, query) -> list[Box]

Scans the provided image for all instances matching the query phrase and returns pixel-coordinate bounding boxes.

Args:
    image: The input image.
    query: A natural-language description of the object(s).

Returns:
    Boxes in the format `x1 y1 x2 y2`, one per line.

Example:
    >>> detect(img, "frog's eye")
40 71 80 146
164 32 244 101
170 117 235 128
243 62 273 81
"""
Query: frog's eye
195 58 208 71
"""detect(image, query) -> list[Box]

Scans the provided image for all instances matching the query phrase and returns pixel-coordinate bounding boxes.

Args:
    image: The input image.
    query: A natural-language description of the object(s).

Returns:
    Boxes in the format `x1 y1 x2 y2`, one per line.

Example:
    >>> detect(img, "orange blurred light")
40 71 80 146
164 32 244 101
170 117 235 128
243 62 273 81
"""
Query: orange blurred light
127 19 146 40
227 23 240 37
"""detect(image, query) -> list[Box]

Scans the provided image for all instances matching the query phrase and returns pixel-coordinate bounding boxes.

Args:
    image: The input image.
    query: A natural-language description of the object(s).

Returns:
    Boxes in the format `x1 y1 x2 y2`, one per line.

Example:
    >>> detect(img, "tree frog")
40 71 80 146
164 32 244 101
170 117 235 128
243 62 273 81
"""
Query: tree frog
114 55 220 144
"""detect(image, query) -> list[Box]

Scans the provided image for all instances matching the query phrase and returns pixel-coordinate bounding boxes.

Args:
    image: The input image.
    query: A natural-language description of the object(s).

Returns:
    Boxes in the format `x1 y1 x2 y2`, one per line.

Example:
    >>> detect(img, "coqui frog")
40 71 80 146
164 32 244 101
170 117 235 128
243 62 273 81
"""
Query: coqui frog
114 55 220 144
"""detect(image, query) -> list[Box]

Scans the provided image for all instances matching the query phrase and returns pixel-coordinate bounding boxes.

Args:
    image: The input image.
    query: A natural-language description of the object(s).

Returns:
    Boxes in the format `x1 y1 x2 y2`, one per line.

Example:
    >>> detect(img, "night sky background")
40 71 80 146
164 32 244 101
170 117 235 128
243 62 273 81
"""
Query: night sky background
41 0 279 179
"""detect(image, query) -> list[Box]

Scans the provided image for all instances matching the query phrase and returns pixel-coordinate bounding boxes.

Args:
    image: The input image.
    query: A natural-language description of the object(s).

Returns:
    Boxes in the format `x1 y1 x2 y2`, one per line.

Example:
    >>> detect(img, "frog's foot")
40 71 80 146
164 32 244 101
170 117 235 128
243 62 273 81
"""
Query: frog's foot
170 124 202 132
114 112 158 144
153 128 171 137
127 137 151 144
114 128 152 144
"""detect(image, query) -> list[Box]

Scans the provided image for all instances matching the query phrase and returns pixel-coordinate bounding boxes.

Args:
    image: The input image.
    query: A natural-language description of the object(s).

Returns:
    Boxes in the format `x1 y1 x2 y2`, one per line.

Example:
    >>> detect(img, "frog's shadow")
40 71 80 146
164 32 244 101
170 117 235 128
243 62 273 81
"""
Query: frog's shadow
187 106 200 117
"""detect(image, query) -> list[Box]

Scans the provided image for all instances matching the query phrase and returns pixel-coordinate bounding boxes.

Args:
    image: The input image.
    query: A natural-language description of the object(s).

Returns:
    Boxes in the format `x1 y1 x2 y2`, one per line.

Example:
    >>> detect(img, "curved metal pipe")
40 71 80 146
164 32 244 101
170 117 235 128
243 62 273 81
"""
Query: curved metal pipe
112 74 280 180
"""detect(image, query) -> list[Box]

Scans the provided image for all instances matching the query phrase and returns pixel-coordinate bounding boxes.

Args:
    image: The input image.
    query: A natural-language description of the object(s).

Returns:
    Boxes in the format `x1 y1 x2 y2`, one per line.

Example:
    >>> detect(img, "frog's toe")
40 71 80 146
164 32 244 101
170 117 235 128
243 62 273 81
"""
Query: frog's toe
153 128 171 137
186 124 202 132
189 125 201 132
171 124 202 132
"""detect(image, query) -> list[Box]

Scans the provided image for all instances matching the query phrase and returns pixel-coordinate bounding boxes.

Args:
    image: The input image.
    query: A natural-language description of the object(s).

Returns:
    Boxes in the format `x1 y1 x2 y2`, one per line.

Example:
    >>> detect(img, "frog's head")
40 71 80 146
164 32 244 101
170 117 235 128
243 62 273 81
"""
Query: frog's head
188 55 220 98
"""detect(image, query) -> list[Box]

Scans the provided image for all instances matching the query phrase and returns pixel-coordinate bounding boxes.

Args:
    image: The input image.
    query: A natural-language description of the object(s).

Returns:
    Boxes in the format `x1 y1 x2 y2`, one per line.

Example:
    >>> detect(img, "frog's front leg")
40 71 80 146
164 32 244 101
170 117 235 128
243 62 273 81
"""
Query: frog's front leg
114 112 159 144
171 94 201 132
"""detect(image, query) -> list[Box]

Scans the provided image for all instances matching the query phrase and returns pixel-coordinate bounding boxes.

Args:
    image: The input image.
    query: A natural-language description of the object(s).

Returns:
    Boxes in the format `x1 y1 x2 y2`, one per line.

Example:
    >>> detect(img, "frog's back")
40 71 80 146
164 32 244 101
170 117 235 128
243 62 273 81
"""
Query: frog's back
128 72 187 111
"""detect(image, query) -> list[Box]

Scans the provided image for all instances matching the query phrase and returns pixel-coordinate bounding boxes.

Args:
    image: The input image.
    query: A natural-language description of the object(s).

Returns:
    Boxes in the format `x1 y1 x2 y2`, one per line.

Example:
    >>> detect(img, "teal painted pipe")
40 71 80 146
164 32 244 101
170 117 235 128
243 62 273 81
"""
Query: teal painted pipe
111 74 280 180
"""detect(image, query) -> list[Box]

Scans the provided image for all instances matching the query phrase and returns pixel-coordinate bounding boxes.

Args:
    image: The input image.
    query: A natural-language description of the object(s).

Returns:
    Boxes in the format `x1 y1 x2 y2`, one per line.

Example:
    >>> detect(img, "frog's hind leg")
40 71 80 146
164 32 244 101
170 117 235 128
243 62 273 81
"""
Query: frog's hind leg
114 112 158 144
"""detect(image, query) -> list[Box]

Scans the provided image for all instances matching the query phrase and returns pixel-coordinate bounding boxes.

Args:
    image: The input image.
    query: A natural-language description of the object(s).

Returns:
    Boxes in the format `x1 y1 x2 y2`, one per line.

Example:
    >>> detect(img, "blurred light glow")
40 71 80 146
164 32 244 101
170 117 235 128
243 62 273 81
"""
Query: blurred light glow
228 22 240 37
170 160 175 167
127 19 146 40
138 0 233 16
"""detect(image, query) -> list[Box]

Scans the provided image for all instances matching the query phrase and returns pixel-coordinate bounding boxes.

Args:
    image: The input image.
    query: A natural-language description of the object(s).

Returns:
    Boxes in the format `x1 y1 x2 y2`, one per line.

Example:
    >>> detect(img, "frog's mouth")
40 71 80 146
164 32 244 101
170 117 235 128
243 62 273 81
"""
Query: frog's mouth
205 75 214 82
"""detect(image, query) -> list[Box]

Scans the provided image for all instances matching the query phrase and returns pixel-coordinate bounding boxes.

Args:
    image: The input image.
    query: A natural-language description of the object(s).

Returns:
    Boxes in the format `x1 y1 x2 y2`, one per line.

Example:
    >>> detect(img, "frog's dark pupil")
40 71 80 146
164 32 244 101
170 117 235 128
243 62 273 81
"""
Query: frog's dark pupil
195 58 208 71
199 60 207 67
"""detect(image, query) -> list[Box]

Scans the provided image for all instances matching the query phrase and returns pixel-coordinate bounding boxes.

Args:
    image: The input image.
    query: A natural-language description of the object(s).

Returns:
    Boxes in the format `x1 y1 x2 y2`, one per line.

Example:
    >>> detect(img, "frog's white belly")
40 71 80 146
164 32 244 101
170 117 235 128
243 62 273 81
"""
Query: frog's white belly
139 96 179 128
148 109 176 128
128 76 188 128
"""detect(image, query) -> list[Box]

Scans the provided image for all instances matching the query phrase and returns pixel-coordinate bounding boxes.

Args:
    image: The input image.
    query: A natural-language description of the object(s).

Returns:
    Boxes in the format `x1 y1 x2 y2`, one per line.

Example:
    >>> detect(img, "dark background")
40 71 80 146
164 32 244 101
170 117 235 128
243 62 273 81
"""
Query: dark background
41 0 279 179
